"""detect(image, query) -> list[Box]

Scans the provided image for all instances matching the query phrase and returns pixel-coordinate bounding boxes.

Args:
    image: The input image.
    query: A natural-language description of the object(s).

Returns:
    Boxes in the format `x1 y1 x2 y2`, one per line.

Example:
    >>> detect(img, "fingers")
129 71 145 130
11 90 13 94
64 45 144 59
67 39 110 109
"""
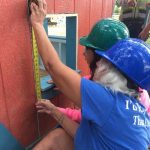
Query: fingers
36 101 48 107
30 0 46 13
36 106 50 113
38 109 51 114
36 105 45 109
36 102 50 109
36 99 51 108
37 0 47 11
36 103 51 115
35 99 55 116
43 0 47 10
33 3 39 12
47 79 54 84
30 2 39 14
37 0 42 9
30 3 35 15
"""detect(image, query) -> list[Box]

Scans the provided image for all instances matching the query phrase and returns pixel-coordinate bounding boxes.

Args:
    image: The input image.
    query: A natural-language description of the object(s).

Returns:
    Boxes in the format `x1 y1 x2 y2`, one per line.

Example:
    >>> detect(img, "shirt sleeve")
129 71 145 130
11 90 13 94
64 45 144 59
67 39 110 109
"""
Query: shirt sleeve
58 107 81 123
81 78 114 126
139 88 150 111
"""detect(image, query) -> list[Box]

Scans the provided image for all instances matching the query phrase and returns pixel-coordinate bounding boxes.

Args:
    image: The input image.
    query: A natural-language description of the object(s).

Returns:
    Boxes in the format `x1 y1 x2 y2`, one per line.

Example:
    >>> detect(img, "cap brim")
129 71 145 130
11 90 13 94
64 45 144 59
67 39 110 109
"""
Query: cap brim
80 37 104 50
79 36 89 46
95 50 110 61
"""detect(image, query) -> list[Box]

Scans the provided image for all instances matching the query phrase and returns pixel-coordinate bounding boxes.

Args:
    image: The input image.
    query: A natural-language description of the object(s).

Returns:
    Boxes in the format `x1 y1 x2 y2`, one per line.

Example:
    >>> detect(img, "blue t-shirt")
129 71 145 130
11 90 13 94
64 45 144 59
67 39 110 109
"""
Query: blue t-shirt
74 78 150 150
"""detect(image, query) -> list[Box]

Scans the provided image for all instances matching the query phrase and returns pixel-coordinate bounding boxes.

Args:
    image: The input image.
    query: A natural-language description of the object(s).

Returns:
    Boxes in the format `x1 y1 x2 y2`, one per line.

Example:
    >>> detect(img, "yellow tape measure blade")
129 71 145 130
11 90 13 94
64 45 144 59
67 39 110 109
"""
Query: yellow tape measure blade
32 29 41 99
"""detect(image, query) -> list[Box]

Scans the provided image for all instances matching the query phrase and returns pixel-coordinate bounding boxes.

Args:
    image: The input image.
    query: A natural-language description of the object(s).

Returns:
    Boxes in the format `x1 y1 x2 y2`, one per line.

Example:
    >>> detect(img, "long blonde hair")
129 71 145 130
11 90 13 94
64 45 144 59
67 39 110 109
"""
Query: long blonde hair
93 58 138 97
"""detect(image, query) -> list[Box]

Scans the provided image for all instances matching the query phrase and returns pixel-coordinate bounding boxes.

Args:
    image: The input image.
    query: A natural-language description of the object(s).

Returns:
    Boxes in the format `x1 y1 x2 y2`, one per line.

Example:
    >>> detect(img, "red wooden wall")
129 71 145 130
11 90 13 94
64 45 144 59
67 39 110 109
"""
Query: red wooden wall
0 0 115 147
0 0 39 146
46 0 115 76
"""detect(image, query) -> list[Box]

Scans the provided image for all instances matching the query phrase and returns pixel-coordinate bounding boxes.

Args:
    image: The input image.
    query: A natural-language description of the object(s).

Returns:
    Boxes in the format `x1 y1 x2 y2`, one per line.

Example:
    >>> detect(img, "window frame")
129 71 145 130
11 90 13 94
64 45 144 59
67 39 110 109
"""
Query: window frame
41 14 78 99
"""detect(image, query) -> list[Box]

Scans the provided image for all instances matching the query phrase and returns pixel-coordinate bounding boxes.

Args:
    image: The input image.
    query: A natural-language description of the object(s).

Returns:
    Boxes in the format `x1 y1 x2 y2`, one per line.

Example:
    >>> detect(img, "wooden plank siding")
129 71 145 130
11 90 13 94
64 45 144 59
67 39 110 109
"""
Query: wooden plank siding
0 0 114 147
102 0 115 18
0 0 39 146
74 0 91 76
46 0 55 13
54 0 75 13
89 0 103 28
0 63 10 129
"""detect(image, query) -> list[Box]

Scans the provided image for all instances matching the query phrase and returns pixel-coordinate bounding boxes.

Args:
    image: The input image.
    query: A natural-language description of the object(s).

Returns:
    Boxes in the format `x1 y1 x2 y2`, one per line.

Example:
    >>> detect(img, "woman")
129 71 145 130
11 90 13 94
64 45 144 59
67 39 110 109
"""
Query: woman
57 47 150 124
30 0 150 149
32 9 132 150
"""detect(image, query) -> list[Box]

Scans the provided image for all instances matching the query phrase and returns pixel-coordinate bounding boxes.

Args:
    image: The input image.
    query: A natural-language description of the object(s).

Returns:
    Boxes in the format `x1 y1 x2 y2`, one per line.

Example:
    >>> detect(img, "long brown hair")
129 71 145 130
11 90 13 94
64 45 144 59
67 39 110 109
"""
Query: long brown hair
85 47 101 80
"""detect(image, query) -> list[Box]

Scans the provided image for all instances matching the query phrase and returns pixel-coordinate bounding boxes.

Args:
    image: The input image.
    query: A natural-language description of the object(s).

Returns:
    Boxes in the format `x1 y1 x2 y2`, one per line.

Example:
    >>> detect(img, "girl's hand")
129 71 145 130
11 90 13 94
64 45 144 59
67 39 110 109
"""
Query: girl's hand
30 0 47 26
36 99 56 115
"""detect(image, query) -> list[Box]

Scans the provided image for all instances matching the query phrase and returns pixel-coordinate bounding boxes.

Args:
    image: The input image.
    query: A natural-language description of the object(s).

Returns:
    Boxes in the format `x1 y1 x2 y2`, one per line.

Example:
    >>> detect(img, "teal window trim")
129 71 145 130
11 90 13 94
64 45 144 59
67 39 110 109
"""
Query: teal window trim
66 16 77 70
0 124 24 150
41 15 78 99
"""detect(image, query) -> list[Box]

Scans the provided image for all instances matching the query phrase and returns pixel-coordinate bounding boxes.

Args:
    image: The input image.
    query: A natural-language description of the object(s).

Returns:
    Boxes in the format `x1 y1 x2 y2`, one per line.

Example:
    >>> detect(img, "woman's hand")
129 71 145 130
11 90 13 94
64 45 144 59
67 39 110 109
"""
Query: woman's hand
36 99 80 138
36 99 56 115
30 0 47 26
139 29 149 41
127 0 137 7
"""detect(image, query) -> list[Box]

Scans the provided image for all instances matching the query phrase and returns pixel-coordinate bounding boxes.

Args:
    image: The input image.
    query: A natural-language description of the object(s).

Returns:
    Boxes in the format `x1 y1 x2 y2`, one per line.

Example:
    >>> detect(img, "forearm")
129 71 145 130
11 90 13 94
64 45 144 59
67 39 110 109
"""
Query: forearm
51 107 79 138
32 23 81 106
32 23 60 69
143 22 150 33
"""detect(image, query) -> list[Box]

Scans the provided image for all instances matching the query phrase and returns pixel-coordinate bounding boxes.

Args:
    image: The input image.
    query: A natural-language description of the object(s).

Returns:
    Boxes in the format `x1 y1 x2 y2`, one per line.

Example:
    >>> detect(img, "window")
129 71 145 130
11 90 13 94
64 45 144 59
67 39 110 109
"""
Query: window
40 14 78 99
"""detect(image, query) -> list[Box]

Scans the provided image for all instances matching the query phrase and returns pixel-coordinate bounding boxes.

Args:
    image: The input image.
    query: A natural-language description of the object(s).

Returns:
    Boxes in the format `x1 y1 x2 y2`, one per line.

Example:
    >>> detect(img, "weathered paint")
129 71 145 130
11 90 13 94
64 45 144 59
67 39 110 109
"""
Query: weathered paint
0 63 10 129
0 0 38 146
90 0 103 28
47 0 55 13
55 0 75 13
75 0 91 76
102 0 114 18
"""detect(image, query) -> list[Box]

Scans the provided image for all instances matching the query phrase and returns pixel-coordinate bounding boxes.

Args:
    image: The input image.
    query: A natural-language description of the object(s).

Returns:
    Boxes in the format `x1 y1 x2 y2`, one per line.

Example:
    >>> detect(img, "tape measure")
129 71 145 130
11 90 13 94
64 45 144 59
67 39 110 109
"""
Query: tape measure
32 30 42 137
32 29 42 99
28 0 41 137
27 0 41 99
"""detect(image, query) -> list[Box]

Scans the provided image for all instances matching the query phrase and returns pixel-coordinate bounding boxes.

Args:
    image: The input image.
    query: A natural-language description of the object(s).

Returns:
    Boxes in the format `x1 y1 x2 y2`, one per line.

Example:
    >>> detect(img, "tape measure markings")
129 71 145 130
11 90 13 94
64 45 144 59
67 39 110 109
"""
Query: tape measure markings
32 29 42 99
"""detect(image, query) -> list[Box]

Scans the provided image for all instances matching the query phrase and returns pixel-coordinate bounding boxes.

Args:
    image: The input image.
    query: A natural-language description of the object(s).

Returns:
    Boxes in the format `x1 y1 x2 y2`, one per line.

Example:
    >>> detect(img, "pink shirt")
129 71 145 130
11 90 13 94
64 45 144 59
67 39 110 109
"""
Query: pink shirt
58 108 81 123
139 88 150 115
